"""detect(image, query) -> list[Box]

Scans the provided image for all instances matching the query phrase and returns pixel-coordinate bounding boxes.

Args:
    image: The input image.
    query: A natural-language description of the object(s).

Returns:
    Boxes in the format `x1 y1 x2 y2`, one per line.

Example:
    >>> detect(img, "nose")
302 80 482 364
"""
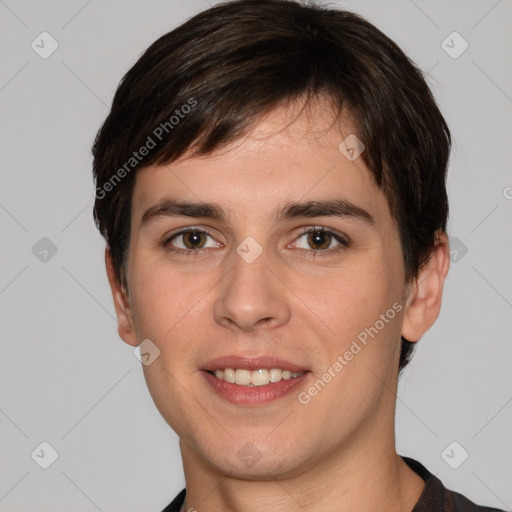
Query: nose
213 247 291 332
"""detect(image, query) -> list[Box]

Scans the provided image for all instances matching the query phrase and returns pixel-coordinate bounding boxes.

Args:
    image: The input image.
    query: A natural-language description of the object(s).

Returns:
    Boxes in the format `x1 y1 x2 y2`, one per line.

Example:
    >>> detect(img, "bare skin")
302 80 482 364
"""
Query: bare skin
106 99 450 512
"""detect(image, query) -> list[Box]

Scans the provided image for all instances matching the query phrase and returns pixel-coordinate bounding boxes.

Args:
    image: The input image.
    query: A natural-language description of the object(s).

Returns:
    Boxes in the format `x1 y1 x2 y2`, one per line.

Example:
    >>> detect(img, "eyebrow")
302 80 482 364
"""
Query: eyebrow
140 198 375 228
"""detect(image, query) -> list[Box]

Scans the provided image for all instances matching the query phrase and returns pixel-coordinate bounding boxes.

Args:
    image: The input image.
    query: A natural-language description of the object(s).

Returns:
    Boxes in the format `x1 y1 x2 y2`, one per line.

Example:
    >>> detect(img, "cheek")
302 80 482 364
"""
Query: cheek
128 253 221 376
303 258 398 337
301 257 404 386
128 254 195 340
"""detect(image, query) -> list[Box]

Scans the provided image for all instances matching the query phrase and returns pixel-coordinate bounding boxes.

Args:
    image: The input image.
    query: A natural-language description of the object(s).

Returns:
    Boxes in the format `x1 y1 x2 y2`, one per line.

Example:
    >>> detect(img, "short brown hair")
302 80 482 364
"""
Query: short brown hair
92 0 451 371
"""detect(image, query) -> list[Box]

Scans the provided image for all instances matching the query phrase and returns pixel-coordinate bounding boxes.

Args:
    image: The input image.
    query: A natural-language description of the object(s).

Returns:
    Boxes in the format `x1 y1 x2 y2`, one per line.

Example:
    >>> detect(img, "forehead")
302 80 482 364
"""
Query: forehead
132 100 390 225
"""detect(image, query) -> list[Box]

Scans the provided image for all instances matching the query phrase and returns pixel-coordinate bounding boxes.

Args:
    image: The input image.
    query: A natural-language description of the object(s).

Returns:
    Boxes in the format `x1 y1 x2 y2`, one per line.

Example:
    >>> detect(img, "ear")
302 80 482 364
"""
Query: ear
401 231 451 342
105 248 138 347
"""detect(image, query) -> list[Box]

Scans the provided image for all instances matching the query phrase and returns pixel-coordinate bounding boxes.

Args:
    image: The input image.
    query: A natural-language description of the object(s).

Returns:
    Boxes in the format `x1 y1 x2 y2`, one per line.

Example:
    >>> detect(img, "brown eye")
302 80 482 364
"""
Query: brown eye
182 230 207 249
307 229 332 250
166 229 217 251
293 227 349 255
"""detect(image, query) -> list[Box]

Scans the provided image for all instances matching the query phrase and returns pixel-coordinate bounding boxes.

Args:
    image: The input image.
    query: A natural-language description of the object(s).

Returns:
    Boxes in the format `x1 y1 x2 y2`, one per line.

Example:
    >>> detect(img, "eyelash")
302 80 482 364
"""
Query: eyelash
162 226 350 257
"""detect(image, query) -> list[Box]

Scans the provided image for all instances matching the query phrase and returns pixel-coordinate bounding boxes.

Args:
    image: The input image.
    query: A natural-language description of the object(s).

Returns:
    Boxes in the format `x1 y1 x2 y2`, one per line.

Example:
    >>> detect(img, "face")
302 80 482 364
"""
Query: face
114 101 413 479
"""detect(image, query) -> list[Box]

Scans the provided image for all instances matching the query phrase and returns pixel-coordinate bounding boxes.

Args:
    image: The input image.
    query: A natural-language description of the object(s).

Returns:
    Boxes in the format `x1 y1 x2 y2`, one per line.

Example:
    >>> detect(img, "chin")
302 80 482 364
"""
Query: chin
190 433 311 480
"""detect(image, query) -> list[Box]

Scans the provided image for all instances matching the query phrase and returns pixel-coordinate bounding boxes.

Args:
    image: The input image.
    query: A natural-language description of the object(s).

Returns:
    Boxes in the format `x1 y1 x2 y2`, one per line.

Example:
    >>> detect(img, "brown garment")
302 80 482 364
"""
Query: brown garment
161 457 506 511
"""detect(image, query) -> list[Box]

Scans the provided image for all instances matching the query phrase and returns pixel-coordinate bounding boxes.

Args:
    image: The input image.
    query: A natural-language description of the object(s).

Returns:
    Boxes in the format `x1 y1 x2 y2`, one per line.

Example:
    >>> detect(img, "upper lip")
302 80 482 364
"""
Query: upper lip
201 355 309 373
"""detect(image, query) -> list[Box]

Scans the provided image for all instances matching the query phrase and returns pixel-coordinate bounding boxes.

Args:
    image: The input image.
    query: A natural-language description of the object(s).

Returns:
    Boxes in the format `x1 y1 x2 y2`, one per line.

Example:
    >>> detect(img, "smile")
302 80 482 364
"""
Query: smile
208 368 305 386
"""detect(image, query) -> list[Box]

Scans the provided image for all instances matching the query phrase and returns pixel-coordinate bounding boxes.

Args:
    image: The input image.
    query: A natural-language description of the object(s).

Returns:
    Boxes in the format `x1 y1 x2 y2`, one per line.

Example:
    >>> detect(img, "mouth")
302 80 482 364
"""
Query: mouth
200 356 310 405
206 368 305 386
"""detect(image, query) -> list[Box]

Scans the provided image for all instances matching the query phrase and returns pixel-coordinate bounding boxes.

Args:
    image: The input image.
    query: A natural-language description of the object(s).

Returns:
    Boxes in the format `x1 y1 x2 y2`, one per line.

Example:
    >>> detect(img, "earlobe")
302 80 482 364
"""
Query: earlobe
401 231 451 342
105 248 138 347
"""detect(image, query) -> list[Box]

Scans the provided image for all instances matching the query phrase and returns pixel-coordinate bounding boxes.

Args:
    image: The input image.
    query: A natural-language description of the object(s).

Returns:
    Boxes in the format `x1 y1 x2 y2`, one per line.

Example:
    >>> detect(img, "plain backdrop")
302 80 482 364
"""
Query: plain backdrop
1 0 511 511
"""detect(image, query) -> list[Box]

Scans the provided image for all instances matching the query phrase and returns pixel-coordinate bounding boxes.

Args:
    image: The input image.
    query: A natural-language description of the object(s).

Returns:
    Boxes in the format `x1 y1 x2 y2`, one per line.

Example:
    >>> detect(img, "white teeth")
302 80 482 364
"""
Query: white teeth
235 369 251 386
211 367 304 386
224 368 236 383
251 369 269 386
269 368 282 382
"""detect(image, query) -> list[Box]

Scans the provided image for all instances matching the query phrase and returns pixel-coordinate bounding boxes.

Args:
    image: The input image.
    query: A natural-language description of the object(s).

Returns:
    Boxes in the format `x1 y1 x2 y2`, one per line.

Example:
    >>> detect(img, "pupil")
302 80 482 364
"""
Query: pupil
185 231 204 249
309 230 330 250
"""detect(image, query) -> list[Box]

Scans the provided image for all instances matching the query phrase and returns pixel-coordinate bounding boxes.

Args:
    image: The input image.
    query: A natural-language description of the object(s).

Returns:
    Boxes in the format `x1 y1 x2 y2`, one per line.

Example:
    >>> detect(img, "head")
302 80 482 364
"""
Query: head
93 0 450 479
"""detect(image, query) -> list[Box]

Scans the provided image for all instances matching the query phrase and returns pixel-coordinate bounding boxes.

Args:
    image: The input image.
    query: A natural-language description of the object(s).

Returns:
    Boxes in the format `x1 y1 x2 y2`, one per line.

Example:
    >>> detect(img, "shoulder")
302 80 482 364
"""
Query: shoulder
404 457 507 512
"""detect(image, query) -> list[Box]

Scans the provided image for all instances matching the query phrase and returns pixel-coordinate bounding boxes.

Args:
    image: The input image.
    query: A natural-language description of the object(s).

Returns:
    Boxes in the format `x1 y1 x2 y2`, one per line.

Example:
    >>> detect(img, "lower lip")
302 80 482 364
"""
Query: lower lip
201 370 309 406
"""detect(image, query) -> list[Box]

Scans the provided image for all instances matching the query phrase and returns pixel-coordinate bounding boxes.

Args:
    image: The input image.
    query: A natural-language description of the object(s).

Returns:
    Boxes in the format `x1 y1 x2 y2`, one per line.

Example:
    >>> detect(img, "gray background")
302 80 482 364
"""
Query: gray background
1 0 511 510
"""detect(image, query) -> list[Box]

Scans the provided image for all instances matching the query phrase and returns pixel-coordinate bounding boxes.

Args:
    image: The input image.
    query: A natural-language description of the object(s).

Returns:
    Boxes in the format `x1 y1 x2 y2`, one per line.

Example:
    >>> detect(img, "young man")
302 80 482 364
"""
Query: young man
92 1 504 510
